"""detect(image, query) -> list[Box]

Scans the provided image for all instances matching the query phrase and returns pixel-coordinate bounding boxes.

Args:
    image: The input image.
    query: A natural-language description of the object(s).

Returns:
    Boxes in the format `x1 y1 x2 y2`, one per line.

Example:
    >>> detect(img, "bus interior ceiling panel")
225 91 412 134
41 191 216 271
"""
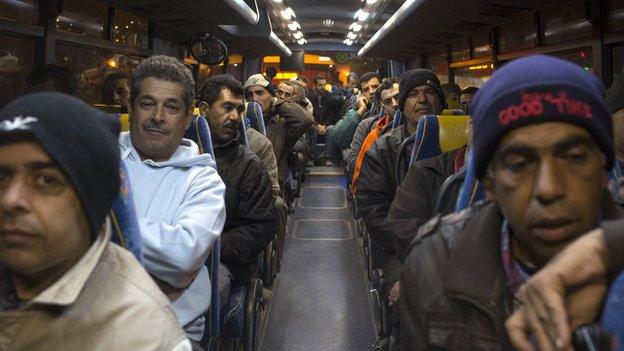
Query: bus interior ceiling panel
364 0 564 58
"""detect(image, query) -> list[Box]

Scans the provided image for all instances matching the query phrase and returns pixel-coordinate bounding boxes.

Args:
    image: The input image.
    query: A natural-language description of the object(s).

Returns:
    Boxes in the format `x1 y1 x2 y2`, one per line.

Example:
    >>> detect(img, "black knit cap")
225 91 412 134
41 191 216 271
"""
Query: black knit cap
398 69 446 113
0 92 121 235
606 74 624 114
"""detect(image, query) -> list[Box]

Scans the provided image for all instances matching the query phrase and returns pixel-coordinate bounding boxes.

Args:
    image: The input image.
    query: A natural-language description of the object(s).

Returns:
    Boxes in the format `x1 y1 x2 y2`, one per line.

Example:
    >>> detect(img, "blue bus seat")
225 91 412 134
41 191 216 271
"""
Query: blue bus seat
246 101 266 136
440 108 465 115
455 149 486 212
109 159 143 264
391 110 403 129
184 115 220 350
239 118 250 148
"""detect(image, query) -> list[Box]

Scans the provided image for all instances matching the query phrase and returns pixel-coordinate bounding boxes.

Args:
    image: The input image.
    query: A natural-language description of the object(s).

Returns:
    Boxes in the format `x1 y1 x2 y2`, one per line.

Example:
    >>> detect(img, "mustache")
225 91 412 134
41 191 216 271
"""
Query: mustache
222 120 239 130
143 120 168 133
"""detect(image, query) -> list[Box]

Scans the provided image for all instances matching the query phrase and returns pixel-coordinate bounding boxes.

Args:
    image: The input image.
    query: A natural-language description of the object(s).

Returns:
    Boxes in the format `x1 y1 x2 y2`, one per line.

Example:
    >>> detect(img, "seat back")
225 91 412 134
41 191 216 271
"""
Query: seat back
119 113 130 132
246 101 266 136
184 115 215 157
410 115 470 164
184 115 220 347
455 149 486 212
239 118 250 148
391 110 403 129
110 159 143 264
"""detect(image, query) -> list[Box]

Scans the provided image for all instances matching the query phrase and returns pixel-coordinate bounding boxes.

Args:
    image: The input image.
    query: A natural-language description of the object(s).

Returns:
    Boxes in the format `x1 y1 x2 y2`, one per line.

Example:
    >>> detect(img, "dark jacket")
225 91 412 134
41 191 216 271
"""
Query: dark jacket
264 99 314 190
346 116 377 175
399 195 624 351
213 135 277 283
311 89 329 124
356 124 411 257
388 148 464 262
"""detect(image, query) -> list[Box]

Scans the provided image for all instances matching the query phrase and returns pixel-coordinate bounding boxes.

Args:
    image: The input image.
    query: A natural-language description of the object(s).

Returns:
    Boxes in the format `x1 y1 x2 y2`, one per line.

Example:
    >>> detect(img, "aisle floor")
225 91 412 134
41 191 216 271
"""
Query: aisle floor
259 167 376 351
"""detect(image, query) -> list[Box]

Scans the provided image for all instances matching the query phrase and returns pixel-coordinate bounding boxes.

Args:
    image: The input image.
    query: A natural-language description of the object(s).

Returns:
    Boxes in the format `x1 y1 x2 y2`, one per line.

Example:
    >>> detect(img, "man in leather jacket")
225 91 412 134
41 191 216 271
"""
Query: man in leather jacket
399 55 624 350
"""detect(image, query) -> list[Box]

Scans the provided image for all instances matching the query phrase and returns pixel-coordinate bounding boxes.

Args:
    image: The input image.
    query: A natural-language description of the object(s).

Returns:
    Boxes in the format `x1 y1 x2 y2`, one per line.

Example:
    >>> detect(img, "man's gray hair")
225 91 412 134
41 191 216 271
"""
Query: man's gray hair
130 55 195 114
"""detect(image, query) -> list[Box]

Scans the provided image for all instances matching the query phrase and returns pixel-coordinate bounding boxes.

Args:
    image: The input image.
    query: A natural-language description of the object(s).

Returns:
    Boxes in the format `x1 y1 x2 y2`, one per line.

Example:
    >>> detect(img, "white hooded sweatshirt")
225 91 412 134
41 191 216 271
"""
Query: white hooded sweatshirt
119 132 226 341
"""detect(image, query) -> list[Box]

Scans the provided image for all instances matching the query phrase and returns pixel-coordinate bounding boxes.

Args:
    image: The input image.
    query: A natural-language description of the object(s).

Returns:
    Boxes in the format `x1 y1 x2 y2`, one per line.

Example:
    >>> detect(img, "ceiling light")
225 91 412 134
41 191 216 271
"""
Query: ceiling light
281 7 295 20
287 21 301 31
319 56 331 61
297 38 307 45
294 31 303 39
350 23 362 32
343 39 353 45
323 19 334 27
347 32 357 40
273 0 283 2
366 0 377 4
354 9 362 19
357 11 369 21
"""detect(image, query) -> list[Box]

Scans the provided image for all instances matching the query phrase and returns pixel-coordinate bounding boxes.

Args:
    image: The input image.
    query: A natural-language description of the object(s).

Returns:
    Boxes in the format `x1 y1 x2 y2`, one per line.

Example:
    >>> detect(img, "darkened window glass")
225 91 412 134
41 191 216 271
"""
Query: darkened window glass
471 32 492 58
551 49 593 72
113 10 149 49
499 13 537 53
0 0 39 24
57 0 107 39
0 34 36 107
541 0 591 45
451 37 470 62
609 0 624 32
426 49 449 83
55 43 142 104
612 45 624 79
454 63 493 88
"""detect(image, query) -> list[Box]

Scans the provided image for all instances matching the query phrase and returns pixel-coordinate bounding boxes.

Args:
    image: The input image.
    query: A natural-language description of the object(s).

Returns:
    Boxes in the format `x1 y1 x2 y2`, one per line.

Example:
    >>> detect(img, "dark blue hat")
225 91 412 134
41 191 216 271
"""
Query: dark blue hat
0 92 120 235
471 55 613 179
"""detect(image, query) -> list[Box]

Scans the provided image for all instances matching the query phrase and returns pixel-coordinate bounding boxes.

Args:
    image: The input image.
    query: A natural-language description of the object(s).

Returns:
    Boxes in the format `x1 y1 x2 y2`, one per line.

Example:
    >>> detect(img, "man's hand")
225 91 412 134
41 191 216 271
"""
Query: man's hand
316 124 327 135
357 95 369 116
505 228 609 351
388 281 401 306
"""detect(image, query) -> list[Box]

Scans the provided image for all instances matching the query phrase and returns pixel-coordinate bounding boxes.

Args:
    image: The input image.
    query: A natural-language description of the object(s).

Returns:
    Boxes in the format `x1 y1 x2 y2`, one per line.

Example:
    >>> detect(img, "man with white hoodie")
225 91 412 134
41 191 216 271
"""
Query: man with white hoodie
119 55 226 347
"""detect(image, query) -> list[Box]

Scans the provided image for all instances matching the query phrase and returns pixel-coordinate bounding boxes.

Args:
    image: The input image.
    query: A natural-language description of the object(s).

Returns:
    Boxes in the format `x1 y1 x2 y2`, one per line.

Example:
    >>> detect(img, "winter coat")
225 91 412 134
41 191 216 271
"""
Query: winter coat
213 135 277 283
399 196 624 351
388 148 464 262
356 124 410 257
119 132 226 339
0 223 191 351
346 115 378 176
264 100 314 190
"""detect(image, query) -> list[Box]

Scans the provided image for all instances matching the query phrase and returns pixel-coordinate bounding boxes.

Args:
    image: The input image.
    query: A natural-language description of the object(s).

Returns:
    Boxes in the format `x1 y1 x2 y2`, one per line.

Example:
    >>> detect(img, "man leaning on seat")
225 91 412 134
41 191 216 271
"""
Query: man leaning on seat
120 55 226 346
0 92 191 351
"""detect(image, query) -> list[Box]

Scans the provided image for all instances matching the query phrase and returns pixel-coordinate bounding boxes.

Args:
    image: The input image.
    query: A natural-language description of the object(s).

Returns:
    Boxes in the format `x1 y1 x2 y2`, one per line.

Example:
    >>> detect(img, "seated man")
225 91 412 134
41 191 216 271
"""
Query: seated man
290 78 314 115
121 56 226 344
357 69 445 297
442 82 462 110
198 75 277 300
350 77 399 190
399 55 623 350
244 74 313 192
331 72 381 152
460 86 478 114
26 64 80 97
102 72 130 108
0 92 190 350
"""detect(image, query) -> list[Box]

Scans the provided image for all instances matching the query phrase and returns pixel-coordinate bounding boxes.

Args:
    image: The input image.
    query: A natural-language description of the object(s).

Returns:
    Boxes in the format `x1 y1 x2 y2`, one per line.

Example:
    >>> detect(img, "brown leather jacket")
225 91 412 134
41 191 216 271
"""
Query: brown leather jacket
264 99 313 190
399 195 624 350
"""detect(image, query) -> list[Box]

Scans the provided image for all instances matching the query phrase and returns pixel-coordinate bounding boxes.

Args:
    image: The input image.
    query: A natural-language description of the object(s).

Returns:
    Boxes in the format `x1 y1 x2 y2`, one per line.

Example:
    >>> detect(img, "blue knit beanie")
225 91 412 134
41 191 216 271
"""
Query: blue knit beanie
471 55 613 179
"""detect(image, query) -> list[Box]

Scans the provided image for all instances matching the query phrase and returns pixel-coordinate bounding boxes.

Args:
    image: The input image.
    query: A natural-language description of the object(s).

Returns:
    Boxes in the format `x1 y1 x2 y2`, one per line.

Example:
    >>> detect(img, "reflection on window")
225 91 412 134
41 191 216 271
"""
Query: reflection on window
499 13 537 53
113 10 149 49
0 0 39 24
57 0 107 39
55 43 142 104
451 38 470 62
471 32 492 59
426 50 448 83
0 34 36 107
454 63 493 89
609 0 624 32
541 0 591 45
550 49 593 73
